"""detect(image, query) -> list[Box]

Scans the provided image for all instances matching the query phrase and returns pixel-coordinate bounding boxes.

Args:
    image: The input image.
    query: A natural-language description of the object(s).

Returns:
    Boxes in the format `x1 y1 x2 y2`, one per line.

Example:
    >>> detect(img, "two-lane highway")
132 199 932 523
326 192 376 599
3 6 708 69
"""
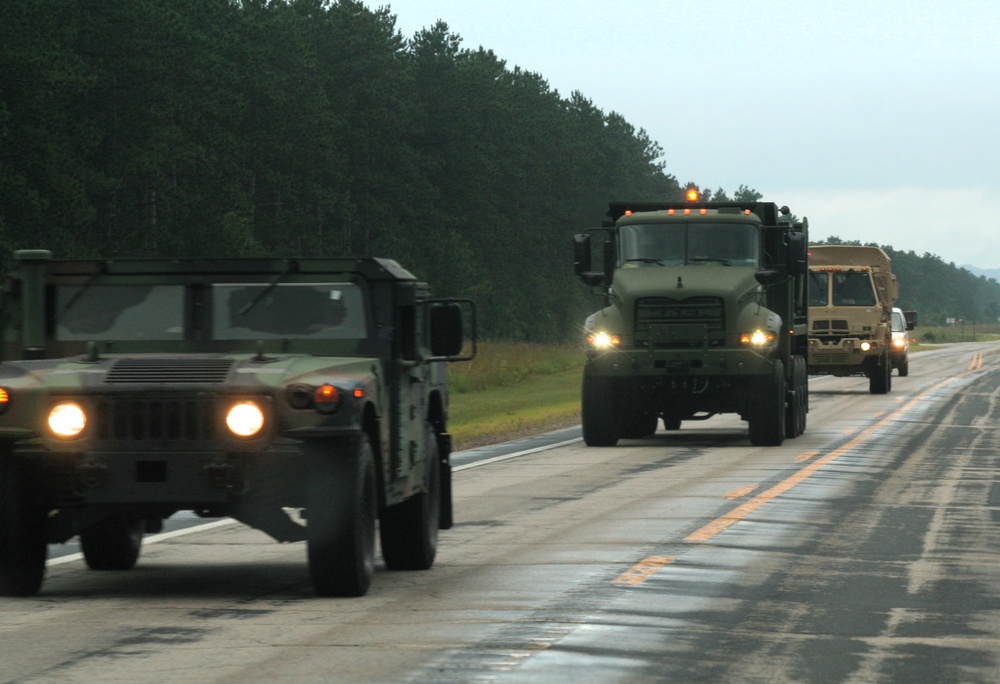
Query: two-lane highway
2 343 999 683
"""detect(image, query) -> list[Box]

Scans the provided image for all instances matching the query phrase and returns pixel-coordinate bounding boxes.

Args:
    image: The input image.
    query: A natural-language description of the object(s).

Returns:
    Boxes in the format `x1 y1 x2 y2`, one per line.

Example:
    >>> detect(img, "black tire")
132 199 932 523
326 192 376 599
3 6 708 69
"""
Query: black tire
662 417 682 431
380 425 440 571
899 358 909 377
869 352 891 394
307 435 377 597
80 515 145 570
582 373 618 447
0 456 47 597
748 359 786 447
785 354 807 438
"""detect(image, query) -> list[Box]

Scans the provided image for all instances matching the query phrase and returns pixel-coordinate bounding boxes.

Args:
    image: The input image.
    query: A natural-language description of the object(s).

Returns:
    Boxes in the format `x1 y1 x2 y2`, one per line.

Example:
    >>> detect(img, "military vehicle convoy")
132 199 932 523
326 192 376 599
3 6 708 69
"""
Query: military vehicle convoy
0 250 473 597
573 193 810 447
807 245 897 393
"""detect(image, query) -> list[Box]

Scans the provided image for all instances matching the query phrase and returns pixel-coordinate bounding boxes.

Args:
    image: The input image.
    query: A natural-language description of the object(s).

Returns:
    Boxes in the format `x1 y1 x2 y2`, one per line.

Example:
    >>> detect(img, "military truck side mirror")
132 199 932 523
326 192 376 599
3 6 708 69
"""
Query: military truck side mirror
904 310 918 330
573 233 607 287
755 269 781 286
786 232 807 276
429 302 466 358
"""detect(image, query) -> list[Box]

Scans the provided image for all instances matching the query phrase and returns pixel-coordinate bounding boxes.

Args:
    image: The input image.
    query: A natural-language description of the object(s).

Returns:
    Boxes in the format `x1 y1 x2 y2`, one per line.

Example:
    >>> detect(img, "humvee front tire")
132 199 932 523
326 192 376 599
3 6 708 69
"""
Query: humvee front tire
582 374 619 447
307 436 377 597
0 456 47 596
748 359 786 447
81 515 145 570
380 426 440 571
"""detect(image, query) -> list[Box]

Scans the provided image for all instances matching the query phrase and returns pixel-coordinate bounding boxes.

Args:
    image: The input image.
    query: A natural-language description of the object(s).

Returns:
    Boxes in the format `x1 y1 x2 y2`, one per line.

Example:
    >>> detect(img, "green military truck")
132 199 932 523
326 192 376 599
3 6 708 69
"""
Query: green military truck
573 195 809 447
0 250 473 597
807 245 897 394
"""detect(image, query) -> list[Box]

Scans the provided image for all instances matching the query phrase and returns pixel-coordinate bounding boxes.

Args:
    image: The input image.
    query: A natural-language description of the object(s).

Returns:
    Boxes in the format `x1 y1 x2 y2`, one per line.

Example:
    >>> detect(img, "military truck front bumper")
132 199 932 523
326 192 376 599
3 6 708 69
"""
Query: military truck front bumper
808 337 885 373
585 346 775 377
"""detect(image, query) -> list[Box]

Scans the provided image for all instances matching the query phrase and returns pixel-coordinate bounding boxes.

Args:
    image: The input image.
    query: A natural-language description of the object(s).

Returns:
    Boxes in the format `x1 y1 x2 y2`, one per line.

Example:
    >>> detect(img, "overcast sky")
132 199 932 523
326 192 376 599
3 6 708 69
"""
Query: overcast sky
387 0 1000 270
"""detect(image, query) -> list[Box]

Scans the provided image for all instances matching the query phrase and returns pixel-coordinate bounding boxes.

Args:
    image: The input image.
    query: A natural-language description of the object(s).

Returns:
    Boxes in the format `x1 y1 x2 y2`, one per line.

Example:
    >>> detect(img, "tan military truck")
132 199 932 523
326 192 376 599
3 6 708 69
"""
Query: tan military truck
807 245 898 393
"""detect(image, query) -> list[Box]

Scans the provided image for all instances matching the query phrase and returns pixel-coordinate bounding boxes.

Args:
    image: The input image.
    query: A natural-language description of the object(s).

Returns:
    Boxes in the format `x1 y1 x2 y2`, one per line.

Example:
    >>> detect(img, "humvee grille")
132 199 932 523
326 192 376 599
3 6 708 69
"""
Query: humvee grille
94 397 218 443
105 359 234 384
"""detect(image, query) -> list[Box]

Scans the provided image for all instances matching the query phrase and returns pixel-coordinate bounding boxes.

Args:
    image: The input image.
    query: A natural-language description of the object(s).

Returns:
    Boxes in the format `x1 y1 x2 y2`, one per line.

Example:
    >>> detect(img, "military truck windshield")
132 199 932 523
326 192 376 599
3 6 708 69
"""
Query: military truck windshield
831 272 876 306
56 285 185 341
213 283 367 340
620 223 759 267
808 272 829 306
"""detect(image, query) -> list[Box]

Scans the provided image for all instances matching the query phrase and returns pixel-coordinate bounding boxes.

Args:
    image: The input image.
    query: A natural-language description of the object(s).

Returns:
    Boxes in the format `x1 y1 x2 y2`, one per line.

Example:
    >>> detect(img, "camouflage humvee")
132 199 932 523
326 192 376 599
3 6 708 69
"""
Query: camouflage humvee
0 250 474 597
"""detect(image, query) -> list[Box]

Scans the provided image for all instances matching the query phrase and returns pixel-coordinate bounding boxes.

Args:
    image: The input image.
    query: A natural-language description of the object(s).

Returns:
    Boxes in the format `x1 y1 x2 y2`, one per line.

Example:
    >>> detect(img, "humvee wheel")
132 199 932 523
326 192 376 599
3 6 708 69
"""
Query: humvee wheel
619 410 658 439
307 436 377 597
785 354 808 438
0 457 47 596
748 359 786 447
380 425 440 571
582 374 619 447
80 515 145 570
869 352 891 394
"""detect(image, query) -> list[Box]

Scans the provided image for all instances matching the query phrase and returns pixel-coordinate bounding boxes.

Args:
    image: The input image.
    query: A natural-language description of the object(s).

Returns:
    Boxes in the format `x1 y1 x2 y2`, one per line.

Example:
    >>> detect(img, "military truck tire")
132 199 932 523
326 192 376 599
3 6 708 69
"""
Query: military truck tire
785 355 808 438
80 515 145 570
307 435 377 597
380 426 440 571
0 457 47 597
748 359 786 447
662 417 682 431
582 374 619 447
869 352 891 394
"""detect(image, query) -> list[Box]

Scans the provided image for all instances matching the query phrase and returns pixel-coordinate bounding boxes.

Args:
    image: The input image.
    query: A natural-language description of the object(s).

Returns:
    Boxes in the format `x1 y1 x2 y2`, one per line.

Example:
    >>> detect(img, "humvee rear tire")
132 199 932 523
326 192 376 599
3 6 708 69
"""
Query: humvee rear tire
582 374 619 447
619 410 658 439
307 436 377 597
380 426 440 571
748 359 786 447
869 352 891 394
0 457 47 597
80 515 145 570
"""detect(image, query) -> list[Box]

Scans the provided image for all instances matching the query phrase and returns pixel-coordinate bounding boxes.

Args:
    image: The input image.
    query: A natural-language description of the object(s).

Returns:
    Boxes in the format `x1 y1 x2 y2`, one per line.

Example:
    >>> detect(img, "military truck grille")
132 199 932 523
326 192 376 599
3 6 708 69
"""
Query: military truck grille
812 319 849 332
636 297 725 348
105 358 234 384
93 397 219 443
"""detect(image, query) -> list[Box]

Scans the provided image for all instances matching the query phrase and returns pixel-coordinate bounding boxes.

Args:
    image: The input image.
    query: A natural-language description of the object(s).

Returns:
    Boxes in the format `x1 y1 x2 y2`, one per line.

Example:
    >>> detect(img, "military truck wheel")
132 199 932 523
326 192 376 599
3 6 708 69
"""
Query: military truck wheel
582 374 619 447
748 359 786 447
380 426 440 571
662 417 682 431
869 352 891 394
785 355 808 438
80 515 145 570
0 457 47 597
307 436 377 597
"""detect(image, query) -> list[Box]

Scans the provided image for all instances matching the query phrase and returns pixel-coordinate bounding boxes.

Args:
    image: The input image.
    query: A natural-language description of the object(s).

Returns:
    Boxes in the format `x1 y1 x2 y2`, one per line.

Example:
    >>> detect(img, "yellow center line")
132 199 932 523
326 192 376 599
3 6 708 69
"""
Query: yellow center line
684 372 964 544
723 485 758 499
795 450 820 462
612 555 675 586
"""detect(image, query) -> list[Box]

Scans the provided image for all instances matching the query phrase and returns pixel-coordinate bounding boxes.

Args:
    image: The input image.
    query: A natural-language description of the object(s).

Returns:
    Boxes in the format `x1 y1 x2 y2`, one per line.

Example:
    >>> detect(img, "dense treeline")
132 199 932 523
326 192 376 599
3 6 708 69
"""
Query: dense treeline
3 2 995 341
816 237 1000 326
0 0 687 341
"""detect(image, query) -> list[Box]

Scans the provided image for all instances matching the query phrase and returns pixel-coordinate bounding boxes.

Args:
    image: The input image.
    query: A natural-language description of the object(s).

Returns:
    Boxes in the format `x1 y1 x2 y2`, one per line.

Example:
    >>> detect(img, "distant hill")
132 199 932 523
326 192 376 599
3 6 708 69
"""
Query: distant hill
963 265 1000 283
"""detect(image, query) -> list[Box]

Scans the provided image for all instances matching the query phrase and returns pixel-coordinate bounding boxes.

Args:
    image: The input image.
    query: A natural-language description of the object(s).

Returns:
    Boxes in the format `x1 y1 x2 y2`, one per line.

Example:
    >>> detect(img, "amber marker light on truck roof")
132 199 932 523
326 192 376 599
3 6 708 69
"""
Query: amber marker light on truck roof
686 188 700 202
0 387 9 414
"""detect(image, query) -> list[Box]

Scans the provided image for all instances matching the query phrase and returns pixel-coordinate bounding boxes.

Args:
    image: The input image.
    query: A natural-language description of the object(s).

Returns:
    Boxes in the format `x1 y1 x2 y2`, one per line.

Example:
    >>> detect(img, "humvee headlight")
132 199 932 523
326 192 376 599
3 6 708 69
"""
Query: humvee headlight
860 341 873 352
587 331 621 350
48 402 87 438
226 401 265 438
740 330 776 347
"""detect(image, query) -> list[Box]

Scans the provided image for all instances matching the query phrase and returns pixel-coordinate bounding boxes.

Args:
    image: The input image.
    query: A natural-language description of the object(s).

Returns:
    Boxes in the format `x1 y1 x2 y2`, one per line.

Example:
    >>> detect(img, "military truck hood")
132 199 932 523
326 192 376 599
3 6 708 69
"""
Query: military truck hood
612 265 762 303
0 353 380 392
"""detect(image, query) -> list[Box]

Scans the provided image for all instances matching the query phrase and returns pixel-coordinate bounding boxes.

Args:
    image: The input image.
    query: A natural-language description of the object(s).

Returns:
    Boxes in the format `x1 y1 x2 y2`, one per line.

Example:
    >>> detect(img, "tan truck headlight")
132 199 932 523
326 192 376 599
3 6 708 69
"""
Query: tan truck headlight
48 402 87 438
226 401 265 438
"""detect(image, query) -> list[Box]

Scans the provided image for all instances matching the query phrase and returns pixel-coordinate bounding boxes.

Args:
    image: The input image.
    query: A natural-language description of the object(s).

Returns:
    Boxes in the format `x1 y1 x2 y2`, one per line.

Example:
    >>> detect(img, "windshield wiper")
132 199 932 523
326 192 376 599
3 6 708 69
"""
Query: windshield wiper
238 259 300 316
625 258 667 265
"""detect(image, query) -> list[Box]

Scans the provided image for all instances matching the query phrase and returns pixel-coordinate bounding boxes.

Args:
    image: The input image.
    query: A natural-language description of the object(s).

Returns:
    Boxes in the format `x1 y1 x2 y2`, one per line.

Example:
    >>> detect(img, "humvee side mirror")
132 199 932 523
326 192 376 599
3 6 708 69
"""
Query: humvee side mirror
430 302 465 358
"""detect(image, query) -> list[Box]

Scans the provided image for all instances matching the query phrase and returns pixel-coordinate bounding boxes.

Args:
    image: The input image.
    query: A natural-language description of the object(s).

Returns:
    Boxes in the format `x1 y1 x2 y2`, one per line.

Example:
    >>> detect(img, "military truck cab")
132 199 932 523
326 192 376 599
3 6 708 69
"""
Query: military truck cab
0 250 474 597
574 196 809 447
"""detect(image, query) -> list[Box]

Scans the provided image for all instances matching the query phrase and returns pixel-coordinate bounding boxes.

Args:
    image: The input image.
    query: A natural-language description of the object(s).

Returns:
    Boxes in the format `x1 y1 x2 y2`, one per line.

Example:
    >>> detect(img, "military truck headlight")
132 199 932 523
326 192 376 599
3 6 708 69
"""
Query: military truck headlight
860 341 872 352
587 331 621 350
226 401 265 438
48 402 87 438
740 330 776 348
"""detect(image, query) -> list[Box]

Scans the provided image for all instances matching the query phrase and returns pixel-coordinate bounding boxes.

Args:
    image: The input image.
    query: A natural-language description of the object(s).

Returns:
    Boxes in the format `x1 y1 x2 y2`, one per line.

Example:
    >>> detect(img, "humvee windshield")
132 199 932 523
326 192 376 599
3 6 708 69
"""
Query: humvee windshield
55 283 367 341
620 223 759 268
